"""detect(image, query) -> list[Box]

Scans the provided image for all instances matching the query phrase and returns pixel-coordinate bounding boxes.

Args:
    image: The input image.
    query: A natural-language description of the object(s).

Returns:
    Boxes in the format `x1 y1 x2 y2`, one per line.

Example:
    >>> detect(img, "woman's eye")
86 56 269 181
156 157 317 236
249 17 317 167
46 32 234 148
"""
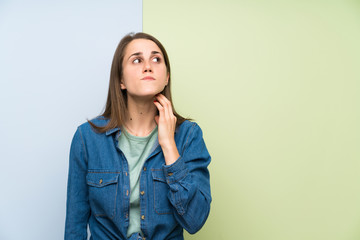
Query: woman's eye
133 58 141 64
152 57 160 63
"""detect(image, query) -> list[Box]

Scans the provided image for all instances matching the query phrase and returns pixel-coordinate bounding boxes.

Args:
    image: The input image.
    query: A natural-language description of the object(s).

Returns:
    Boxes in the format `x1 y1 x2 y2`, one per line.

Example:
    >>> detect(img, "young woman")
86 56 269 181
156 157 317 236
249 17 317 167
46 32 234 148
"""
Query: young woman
65 32 211 240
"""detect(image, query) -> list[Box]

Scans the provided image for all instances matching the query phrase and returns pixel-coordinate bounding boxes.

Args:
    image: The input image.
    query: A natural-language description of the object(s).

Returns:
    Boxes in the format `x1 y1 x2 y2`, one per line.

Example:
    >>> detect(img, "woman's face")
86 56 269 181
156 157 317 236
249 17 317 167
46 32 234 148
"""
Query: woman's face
121 39 169 99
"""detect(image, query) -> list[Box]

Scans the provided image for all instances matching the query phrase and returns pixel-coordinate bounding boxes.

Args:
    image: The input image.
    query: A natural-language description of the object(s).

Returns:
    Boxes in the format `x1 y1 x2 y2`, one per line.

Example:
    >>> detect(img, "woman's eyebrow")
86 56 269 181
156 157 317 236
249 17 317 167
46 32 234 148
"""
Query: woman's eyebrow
128 52 142 60
128 51 162 60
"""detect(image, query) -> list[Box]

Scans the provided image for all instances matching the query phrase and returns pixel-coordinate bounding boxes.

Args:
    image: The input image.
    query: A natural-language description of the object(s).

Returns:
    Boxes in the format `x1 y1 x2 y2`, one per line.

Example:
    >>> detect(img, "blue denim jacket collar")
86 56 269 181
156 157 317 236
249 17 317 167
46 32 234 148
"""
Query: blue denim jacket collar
105 125 163 161
105 127 120 136
105 124 180 136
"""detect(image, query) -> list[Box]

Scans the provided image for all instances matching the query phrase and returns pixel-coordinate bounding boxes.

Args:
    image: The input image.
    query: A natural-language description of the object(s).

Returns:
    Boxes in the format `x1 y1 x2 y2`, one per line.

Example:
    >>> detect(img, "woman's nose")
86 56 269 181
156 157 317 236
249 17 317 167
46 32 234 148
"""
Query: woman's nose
143 61 152 72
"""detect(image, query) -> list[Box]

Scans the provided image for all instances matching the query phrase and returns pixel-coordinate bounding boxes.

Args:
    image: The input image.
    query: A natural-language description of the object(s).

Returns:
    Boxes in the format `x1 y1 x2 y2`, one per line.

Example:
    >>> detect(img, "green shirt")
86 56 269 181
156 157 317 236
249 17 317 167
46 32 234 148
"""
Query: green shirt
118 126 158 238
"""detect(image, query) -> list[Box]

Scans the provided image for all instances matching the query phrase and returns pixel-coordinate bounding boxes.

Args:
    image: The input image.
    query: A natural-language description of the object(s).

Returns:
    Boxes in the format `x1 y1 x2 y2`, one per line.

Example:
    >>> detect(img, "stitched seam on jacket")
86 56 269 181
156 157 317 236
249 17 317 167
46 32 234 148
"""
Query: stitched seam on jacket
181 122 196 156
78 127 88 164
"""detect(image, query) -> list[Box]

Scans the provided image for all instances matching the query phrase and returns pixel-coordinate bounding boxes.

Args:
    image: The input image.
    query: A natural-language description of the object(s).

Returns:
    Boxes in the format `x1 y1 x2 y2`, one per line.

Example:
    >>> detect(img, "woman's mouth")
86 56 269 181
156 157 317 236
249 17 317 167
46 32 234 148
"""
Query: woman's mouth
141 76 155 80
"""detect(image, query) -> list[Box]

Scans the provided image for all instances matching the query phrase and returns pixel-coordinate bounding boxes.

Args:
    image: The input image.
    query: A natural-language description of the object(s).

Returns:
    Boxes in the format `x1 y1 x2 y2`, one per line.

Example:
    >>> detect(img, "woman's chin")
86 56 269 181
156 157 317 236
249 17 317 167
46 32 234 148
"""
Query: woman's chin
129 88 164 98
127 92 158 102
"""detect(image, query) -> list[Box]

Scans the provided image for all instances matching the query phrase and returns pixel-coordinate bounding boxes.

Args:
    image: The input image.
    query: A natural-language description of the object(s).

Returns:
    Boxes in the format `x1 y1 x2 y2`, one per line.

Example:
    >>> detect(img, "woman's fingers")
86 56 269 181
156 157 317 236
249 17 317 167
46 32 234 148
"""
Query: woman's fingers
153 94 177 140
155 94 174 119
155 94 168 118
153 100 163 117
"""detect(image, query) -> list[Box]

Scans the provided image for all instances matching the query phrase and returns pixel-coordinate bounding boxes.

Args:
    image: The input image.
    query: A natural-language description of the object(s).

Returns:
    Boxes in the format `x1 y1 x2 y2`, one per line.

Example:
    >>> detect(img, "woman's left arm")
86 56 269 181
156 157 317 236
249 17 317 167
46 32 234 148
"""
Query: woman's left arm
154 94 212 234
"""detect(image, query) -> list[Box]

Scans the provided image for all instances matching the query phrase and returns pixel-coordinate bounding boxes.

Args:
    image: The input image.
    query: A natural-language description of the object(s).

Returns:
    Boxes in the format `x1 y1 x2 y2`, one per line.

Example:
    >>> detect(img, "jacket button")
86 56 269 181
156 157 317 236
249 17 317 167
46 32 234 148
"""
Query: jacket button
141 215 145 220
126 190 129 196
99 179 103 184
125 172 128 176
143 167 147 171
168 172 173 176
140 191 145 195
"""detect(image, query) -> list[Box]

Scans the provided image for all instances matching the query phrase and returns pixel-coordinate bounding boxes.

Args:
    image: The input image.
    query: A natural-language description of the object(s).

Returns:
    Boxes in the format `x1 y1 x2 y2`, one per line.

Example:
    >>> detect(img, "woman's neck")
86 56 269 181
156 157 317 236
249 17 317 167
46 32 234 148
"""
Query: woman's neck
123 96 157 137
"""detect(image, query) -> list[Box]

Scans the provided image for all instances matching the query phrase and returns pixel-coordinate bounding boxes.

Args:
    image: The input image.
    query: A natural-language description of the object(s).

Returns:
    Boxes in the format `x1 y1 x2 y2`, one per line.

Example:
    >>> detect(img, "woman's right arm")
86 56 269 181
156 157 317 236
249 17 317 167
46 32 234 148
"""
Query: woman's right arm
65 127 90 240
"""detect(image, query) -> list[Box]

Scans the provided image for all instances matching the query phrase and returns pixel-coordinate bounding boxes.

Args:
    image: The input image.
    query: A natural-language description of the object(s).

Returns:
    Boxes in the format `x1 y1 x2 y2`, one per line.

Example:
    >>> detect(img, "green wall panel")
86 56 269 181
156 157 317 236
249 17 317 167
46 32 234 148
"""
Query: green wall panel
144 1 360 239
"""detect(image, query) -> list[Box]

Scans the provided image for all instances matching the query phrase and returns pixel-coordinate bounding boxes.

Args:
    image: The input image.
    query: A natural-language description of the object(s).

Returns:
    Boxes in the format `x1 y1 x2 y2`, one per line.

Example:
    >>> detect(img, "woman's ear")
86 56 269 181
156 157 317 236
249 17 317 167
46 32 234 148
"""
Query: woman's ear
120 80 126 89
165 73 169 86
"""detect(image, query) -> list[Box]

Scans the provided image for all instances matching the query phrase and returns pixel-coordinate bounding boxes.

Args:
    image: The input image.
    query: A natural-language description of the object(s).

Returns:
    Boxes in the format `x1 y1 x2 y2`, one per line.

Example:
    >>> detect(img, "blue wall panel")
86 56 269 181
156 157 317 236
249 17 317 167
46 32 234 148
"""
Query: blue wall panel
0 1 142 239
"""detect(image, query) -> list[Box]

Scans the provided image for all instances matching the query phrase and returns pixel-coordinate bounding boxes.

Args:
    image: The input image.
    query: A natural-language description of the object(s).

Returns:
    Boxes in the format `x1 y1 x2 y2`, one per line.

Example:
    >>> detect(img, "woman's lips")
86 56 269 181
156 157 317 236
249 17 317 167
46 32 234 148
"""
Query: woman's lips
141 76 155 80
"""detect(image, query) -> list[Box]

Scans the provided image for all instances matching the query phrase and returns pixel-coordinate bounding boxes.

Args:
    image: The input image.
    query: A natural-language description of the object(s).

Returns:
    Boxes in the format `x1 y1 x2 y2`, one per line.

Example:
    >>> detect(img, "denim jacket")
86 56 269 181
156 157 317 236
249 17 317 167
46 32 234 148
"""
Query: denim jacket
65 117 212 240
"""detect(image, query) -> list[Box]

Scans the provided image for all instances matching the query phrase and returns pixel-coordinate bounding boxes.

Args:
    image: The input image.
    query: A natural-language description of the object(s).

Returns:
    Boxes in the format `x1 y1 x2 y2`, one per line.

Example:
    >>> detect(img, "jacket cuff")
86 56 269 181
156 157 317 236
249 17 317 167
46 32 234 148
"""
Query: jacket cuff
162 157 188 184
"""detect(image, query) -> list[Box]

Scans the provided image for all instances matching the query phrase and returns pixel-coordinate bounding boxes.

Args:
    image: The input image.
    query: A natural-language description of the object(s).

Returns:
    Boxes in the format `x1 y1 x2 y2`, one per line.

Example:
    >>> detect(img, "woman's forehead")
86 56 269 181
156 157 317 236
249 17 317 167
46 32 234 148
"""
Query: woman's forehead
125 39 162 56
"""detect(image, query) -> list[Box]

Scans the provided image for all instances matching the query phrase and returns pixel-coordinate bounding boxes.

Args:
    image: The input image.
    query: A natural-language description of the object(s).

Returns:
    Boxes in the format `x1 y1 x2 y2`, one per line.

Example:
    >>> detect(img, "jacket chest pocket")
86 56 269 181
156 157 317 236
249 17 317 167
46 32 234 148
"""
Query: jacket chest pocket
152 169 172 215
86 171 119 219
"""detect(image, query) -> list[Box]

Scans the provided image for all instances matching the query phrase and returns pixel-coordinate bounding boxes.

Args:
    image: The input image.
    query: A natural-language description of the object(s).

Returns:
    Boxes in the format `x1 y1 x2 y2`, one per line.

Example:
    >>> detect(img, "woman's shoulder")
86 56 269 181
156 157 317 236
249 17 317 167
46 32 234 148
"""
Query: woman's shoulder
77 116 110 133
176 119 203 135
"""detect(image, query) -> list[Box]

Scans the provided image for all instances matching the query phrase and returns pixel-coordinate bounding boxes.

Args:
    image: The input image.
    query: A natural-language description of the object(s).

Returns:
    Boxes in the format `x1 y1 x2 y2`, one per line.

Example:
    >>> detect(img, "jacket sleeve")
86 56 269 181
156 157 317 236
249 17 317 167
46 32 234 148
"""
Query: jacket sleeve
64 127 90 240
162 123 212 234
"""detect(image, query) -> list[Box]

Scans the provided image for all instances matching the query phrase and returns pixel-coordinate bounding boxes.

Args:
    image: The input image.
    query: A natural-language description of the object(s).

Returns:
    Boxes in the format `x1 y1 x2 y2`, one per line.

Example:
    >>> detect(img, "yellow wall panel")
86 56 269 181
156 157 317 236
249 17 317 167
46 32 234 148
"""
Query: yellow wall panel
144 1 360 239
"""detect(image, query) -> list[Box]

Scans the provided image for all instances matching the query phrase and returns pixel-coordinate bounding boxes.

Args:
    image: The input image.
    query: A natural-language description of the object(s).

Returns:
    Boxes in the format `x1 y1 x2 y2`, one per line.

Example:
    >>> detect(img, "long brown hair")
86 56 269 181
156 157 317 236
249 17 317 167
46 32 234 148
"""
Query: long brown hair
88 32 187 133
